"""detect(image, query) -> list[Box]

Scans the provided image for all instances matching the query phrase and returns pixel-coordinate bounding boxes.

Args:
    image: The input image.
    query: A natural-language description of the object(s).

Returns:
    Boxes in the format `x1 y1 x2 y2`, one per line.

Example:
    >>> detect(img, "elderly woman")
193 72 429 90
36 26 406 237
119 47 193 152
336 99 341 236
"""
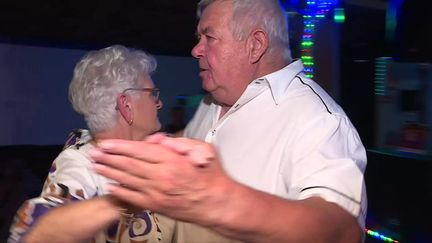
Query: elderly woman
8 45 174 243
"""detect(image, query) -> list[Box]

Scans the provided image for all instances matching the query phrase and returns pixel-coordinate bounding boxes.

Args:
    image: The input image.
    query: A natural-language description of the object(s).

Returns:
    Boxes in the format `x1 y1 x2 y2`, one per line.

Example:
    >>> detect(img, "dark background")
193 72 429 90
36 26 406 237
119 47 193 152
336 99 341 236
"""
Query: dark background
0 0 199 56
0 0 431 242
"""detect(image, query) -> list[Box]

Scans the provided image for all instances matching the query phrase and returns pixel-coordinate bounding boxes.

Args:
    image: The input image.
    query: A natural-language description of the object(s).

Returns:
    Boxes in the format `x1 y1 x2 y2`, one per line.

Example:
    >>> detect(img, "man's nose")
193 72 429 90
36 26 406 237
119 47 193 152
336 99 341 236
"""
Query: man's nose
191 41 204 58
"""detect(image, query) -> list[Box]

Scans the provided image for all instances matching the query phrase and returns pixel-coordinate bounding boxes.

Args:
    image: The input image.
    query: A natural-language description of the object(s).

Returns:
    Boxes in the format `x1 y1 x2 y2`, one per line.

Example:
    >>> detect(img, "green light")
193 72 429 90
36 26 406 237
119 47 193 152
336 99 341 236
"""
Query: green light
301 41 314 47
334 8 345 23
185 94 205 107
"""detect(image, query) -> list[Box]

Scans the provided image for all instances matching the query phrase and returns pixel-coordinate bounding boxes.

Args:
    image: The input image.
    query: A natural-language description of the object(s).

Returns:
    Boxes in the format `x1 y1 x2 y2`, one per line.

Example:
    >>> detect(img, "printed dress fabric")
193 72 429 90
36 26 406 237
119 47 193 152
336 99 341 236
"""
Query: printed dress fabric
8 129 165 243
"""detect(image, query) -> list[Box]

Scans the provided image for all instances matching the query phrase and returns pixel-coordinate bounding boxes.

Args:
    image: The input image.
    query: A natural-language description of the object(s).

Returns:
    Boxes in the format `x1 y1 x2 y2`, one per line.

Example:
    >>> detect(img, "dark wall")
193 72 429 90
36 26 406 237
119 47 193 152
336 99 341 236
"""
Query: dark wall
340 4 387 149
393 0 432 62
0 145 62 241
365 150 432 242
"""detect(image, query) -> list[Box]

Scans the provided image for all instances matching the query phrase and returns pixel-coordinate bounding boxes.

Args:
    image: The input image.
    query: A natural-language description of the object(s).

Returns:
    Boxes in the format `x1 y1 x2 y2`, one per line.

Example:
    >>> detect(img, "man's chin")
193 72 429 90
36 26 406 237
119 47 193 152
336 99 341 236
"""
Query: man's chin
202 81 217 93
208 91 227 105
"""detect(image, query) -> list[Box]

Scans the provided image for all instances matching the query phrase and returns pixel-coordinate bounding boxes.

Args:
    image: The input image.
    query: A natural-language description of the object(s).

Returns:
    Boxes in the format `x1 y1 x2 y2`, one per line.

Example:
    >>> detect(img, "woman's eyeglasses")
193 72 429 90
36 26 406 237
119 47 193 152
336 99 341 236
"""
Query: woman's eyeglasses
122 87 160 102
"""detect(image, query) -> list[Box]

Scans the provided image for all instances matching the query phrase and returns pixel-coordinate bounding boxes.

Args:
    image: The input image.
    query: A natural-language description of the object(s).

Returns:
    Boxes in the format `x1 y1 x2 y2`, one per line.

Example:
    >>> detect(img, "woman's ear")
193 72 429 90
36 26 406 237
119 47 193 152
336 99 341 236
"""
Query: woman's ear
116 94 133 125
247 28 269 63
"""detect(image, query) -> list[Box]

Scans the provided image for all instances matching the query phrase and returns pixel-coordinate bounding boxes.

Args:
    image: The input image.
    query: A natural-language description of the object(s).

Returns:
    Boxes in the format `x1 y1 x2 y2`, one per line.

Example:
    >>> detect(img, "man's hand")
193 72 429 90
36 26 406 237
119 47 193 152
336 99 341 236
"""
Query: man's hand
90 133 237 227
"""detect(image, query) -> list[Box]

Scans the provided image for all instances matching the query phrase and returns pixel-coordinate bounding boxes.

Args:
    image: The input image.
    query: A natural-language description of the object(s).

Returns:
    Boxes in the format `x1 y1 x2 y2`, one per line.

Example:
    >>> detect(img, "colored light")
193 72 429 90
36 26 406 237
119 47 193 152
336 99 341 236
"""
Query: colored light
334 8 345 23
385 0 404 41
374 57 391 96
299 0 339 78
365 228 399 243
301 41 314 47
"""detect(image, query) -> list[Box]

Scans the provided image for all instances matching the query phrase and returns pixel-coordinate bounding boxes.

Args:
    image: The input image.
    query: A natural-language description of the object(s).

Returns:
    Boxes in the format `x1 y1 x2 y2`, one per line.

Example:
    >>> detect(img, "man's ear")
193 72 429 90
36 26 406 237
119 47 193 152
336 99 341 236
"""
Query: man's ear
116 94 133 125
247 28 269 63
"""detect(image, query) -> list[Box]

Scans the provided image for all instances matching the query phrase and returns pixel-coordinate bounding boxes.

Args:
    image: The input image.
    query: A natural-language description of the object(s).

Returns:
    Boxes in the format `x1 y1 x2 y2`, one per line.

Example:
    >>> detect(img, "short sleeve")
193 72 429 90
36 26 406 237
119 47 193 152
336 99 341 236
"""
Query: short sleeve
284 112 367 228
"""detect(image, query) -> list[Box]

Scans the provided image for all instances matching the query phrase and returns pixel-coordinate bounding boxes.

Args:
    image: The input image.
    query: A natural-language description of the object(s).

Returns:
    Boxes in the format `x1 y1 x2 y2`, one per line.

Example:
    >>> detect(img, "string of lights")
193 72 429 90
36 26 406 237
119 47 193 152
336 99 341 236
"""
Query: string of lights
300 0 339 78
365 228 400 243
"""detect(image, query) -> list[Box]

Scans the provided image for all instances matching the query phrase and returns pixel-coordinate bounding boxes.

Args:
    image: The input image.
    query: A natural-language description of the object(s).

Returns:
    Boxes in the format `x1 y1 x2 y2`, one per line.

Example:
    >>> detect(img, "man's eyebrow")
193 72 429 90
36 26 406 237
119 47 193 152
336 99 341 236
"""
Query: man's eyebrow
196 26 214 36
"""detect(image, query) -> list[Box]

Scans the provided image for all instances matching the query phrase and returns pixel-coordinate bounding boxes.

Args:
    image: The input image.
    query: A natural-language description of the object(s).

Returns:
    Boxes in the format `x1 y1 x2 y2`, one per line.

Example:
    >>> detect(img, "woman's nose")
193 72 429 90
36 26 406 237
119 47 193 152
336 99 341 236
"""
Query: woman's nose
156 99 163 110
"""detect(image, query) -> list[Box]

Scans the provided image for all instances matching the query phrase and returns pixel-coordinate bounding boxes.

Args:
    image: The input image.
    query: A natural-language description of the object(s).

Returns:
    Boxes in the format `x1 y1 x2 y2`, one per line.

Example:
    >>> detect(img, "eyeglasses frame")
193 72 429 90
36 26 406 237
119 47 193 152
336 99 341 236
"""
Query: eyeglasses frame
122 87 160 102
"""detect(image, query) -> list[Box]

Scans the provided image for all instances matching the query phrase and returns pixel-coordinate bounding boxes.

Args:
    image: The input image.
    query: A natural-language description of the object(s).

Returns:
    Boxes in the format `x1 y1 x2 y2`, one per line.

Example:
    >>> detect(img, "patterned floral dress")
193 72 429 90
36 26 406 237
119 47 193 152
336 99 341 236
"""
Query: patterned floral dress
8 129 174 243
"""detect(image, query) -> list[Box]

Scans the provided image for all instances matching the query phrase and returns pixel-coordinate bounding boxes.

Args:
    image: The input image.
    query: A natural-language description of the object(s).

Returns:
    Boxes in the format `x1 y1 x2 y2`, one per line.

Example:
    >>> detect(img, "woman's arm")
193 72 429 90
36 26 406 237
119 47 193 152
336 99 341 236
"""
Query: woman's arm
23 196 120 243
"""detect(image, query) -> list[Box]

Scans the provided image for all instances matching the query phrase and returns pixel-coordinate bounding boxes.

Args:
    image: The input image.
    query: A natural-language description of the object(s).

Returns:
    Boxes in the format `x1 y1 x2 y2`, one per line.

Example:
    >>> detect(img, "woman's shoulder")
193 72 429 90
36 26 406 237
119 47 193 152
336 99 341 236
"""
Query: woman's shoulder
63 128 92 150
52 129 94 169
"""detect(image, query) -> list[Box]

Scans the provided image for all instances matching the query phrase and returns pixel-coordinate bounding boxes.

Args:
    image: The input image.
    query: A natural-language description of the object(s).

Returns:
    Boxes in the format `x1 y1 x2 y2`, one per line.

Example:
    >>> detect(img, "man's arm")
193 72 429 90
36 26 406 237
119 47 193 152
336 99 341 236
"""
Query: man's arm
23 196 120 243
209 183 362 243
90 135 362 243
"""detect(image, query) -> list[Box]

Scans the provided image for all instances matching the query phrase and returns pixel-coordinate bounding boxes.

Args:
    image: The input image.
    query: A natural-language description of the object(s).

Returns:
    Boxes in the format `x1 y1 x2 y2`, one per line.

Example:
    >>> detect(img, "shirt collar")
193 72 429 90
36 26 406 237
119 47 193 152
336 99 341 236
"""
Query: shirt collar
257 59 304 105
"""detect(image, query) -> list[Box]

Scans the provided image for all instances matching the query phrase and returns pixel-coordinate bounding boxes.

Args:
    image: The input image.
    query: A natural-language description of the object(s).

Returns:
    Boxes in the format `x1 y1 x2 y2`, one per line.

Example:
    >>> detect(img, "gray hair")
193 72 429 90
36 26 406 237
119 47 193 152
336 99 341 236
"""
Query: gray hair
69 45 157 134
197 0 292 62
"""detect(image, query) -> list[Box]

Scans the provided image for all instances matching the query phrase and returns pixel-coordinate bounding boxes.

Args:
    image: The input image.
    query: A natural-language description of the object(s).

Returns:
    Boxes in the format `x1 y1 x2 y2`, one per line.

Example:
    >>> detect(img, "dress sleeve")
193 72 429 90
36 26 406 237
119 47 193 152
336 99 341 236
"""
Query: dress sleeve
8 148 98 242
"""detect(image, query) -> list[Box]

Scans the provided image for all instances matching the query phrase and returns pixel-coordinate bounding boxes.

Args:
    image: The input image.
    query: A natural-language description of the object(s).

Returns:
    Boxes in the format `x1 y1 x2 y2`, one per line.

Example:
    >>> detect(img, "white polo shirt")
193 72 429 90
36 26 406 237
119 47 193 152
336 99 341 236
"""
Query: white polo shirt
184 60 367 228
